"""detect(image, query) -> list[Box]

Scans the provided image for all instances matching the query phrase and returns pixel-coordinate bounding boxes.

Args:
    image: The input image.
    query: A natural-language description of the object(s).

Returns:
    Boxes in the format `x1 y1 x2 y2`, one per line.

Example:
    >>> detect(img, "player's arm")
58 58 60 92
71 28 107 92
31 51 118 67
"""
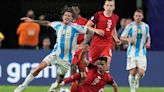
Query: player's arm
145 25 151 49
146 37 151 49
120 24 133 44
78 45 90 66
86 20 104 36
108 79 118 92
59 72 86 87
20 17 51 27
111 80 118 92
112 27 121 45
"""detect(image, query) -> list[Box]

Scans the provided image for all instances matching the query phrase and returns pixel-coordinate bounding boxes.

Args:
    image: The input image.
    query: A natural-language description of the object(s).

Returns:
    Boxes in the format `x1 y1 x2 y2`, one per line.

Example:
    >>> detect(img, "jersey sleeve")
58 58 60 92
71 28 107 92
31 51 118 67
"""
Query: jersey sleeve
146 24 150 38
50 21 61 32
72 24 87 34
90 12 99 24
121 24 131 37
115 15 119 25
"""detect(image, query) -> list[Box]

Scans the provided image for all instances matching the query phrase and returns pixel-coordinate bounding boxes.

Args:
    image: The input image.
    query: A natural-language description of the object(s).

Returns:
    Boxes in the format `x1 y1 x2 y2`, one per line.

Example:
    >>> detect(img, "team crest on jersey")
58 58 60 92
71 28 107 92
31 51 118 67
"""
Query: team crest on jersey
66 30 71 36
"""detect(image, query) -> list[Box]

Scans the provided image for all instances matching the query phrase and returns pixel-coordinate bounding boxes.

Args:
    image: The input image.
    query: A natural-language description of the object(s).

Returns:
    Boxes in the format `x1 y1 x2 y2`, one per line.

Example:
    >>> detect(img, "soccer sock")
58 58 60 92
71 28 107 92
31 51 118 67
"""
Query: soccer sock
135 73 145 80
128 74 136 92
22 73 35 86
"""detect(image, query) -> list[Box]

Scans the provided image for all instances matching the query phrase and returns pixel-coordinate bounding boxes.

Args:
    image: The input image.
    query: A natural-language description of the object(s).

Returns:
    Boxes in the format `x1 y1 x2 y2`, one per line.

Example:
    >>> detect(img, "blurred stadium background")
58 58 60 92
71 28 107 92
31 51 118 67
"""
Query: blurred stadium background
0 0 164 92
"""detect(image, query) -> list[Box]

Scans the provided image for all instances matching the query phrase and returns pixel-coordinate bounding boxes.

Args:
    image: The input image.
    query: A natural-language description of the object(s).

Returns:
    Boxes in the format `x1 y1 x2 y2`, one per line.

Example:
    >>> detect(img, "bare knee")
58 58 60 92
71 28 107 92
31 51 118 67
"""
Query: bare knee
130 68 136 76
138 68 145 77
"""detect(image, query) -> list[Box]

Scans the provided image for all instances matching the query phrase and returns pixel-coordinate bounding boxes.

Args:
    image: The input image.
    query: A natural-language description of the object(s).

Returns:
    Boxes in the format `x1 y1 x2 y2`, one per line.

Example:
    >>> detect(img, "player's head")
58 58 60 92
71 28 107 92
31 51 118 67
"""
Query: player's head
97 56 108 73
103 0 115 12
61 6 75 24
71 3 81 16
133 9 144 24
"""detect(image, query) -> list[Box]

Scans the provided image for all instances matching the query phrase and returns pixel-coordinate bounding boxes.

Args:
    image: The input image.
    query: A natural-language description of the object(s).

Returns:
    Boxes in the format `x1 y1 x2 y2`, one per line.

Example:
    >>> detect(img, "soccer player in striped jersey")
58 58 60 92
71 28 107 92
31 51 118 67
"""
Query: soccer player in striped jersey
14 6 104 92
120 9 151 92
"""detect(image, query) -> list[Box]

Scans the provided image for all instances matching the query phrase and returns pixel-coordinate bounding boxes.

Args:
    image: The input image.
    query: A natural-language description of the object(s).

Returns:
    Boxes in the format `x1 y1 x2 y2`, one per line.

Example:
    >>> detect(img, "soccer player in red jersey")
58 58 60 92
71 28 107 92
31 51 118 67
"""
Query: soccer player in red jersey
85 0 121 68
71 3 88 92
59 45 118 92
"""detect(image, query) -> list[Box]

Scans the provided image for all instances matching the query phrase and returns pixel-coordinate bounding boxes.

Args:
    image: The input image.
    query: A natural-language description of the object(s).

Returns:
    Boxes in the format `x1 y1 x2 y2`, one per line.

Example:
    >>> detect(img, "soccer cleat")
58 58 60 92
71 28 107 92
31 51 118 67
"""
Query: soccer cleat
135 79 139 88
48 82 60 92
14 84 26 92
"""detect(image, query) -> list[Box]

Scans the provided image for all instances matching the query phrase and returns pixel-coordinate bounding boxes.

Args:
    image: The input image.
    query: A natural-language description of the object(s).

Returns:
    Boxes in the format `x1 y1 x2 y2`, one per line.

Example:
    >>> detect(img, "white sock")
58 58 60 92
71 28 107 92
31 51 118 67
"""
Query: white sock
128 74 136 92
22 73 35 86
135 73 144 80
135 73 140 82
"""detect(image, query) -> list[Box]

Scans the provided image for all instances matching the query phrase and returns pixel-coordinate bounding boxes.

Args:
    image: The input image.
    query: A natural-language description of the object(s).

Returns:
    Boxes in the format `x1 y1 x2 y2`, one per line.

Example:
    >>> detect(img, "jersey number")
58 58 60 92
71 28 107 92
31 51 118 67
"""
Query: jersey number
106 20 112 31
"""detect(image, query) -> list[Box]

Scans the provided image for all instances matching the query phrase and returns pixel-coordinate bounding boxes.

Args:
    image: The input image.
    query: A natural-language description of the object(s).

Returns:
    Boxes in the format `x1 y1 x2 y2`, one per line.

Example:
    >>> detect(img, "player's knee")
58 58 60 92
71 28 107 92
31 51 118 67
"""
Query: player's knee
130 69 136 76
138 71 145 77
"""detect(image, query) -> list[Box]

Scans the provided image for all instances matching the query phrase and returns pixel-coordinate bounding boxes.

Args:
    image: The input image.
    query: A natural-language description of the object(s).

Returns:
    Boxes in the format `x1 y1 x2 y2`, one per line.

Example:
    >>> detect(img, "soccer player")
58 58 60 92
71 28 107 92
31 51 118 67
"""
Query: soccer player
120 9 151 92
71 3 88 92
14 7 104 92
84 0 121 69
59 45 118 92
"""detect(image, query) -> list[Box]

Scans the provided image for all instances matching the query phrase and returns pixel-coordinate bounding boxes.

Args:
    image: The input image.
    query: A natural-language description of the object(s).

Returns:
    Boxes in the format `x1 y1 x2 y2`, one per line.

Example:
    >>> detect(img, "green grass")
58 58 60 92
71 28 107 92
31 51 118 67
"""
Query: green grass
0 85 164 92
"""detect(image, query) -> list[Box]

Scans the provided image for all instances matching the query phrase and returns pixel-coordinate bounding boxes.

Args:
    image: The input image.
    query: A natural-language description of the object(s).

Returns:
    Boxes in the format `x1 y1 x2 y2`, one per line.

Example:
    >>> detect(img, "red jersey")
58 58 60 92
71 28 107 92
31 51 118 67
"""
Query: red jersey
74 16 87 44
77 64 114 92
90 11 119 48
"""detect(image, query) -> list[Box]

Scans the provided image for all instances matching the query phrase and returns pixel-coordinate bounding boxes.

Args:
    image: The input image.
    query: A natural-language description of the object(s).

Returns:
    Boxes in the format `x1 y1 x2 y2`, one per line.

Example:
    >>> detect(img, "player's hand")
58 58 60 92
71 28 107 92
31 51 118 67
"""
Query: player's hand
115 39 122 45
146 42 151 49
95 29 104 36
20 17 34 22
82 45 90 53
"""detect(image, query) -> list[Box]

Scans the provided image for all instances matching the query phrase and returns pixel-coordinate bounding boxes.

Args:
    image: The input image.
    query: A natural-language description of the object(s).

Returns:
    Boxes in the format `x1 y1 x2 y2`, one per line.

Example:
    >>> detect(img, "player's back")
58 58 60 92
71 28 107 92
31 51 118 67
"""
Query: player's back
17 21 40 46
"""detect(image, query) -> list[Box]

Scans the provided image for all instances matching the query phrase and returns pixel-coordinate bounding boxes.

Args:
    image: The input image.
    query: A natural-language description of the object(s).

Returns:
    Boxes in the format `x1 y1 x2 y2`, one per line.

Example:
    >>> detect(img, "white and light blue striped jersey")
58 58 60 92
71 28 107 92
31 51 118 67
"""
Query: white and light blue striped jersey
50 21 87 63
121 21 150 57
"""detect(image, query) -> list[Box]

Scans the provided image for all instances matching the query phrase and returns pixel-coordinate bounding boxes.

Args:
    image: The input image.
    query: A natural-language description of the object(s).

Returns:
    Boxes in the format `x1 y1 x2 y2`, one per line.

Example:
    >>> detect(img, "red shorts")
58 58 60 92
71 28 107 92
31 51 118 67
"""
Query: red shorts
89 46 112 63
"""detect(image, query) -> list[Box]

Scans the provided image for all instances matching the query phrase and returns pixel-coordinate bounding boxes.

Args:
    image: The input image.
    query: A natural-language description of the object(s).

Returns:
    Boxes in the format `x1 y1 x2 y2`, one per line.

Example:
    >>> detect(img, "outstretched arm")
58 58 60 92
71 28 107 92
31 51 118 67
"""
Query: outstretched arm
21 17 51 27
86 20 104 37
59 72 84 87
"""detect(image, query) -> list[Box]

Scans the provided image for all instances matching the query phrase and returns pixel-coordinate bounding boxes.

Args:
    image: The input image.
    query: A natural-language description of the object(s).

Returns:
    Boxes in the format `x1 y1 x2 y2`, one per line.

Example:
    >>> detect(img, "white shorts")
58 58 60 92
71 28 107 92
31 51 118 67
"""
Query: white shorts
126 56 147 71
43 53 70 75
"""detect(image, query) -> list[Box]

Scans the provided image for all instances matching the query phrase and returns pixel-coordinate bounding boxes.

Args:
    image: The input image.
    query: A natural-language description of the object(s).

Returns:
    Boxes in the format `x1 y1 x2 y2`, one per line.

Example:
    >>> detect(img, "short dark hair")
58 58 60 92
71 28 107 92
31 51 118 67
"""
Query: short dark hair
98 56 108 63
61 5 75 18
135 9 144 14
105 0 115 2
71 3 80 8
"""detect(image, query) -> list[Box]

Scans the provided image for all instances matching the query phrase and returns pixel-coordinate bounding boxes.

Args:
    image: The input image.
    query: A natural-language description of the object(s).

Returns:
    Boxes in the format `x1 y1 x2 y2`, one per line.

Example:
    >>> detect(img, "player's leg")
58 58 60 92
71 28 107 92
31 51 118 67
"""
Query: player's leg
126 57 137 92
101 48 112 71
14 60 48 92
48 59 70 92
135 56 147 88
129 68 136 92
